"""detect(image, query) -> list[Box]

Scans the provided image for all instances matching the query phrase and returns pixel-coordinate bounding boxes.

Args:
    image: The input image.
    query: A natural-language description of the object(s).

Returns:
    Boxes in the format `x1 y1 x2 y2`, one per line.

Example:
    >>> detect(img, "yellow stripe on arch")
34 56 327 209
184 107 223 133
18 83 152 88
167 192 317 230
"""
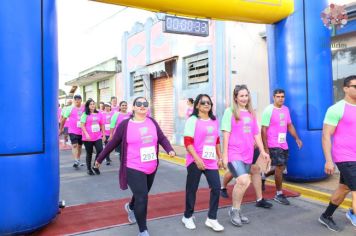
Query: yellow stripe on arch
92 0 294 24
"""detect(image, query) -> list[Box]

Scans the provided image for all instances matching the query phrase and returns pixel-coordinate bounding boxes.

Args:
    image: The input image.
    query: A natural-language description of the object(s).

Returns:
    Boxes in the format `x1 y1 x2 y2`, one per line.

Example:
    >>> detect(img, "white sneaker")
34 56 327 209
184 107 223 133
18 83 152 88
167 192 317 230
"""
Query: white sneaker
182 216 196 230
205 218 224 231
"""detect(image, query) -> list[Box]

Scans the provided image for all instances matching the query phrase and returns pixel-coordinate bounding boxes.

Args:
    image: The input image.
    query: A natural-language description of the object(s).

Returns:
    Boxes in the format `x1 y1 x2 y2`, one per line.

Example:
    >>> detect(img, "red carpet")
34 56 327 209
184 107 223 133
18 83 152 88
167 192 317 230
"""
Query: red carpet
37 184 299 235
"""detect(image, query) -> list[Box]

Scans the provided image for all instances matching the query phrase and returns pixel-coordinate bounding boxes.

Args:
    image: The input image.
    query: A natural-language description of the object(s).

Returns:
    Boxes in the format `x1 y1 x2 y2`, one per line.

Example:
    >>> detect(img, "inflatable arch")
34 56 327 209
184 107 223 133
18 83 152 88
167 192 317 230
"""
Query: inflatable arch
0 0 332 234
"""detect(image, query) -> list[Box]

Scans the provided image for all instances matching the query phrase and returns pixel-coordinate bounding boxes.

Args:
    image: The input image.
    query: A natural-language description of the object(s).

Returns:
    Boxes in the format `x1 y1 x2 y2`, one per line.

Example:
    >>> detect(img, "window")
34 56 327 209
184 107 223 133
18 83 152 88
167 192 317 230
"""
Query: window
131 72 144 95
185 51 209 86
332 33 356 102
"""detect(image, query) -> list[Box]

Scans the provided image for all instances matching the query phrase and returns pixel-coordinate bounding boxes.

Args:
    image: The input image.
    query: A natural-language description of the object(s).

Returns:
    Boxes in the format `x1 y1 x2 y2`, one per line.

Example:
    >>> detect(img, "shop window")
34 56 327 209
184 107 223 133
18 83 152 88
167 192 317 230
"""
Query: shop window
332 33 356 102
184 51 209 86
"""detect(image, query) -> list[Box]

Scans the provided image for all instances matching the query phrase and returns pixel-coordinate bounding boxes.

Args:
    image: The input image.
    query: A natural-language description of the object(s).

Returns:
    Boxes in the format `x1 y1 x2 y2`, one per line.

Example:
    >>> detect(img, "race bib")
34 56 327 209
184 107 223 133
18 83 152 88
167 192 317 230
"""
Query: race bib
105 124 110 131
278 133 286 143
140 146 157 162
202 145 216 160
91 124 100 132
77 121 81 128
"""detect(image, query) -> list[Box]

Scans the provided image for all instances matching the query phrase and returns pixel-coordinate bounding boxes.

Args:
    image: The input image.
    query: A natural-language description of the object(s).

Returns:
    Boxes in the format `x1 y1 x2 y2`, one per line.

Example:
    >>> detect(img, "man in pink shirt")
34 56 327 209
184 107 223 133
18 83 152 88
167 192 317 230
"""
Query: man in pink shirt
319 75 356 232
59 95 84 169
111 96 119 112
261 89 302 205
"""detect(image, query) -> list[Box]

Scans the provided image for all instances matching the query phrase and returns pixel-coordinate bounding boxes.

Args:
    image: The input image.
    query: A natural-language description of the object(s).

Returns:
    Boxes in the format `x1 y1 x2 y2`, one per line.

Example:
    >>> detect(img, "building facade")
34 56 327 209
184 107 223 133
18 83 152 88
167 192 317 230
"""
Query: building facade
120 18 270 145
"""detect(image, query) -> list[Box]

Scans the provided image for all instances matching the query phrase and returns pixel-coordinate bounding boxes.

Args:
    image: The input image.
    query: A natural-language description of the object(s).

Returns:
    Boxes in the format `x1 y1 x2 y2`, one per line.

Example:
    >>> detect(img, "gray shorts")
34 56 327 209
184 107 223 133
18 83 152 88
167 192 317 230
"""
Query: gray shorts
228 160 251 178
269 148 289 166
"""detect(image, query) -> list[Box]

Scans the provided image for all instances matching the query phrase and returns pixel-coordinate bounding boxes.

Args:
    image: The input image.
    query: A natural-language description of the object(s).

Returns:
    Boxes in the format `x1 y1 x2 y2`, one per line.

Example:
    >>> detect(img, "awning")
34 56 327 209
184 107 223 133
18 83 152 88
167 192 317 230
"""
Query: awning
65 70 117 86
133 56 178 77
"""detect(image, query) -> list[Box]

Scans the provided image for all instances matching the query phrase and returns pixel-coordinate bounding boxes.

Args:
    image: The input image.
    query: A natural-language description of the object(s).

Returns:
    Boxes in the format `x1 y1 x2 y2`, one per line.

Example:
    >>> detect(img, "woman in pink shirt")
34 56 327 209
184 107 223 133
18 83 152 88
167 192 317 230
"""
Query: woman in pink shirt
102 103 114 165
81 99 106 175
221 84 269 227
185 98 194 118
182 94 224 231
95 97 175 236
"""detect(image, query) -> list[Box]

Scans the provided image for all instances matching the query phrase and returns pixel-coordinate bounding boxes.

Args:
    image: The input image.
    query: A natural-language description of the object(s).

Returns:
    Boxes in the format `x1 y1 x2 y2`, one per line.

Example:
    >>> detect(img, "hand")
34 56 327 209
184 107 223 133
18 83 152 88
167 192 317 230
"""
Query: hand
218 159 224 169
108 135 113 141
85 134 90 140
261 151 270 161
324 161 335 175
168 151 175 158
296 139 303 149
94 161 101 169
59 129 63 135
264 147 270 154
102 136 106 142
195 158 206 170
222 153 228 169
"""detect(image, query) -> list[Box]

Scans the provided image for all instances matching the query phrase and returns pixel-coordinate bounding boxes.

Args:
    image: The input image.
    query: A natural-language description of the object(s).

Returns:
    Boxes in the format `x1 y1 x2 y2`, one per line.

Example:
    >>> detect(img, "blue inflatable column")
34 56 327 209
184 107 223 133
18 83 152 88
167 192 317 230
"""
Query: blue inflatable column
267 0 332 181
0 0 59 234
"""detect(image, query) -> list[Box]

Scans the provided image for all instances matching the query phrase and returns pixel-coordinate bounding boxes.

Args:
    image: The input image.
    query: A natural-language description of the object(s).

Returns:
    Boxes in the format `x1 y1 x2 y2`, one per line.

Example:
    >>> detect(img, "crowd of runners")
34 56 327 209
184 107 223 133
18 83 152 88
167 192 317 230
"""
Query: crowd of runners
58 75 356 236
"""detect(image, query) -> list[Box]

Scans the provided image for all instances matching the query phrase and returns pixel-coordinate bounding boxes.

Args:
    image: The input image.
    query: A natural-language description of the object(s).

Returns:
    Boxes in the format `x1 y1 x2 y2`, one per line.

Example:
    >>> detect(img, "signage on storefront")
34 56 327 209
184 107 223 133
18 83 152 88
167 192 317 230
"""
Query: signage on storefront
163 15 209 37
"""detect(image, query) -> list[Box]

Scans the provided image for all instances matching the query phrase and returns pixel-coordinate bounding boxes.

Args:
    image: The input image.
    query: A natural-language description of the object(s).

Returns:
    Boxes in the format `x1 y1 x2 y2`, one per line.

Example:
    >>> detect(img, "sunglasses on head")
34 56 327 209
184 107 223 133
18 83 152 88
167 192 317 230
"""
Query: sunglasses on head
200 100 211 106
135 101 149 107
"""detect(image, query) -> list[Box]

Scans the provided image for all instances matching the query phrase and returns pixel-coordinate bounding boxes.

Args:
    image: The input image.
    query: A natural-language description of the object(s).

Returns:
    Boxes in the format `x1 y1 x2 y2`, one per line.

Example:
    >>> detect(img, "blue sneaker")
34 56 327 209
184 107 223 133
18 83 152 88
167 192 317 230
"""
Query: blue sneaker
346 209 356 226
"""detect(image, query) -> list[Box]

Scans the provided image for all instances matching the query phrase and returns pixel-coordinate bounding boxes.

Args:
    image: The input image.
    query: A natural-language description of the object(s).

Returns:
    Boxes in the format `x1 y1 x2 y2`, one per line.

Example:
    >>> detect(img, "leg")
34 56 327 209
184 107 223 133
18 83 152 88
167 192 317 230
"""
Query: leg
274 165 285 192
94 139 103 162
127 168 150 233
250 164 262 200
204 169 221 219
232 174 251 209
352 191 356 214
222 171 233 188
83 141 94 170
104 135 111 162
184 163 203 218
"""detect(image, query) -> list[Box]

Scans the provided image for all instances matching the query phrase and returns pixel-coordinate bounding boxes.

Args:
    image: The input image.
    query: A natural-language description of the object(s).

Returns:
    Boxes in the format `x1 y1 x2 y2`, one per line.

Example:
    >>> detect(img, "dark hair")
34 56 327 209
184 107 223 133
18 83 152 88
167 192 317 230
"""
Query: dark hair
343 75 356 87
130 97 147 118
191 94 216 120
119 101 128 112
73 94 82 100
273 89 285 96
110 96 117 101
188 98 194 104
84 99 98 115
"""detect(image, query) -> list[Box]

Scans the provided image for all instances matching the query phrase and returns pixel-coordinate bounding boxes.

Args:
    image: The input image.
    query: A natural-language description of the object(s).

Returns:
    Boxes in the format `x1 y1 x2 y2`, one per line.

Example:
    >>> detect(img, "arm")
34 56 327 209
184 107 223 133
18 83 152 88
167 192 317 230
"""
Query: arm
184 137 205 170
222 131 230 168
322 124 336 175
287 123 302 149
96 120 126 165
254 134 270 160
261 126 269 153
59 117 67 134
153 118 175 155
216 139 223 169
81 123 90 140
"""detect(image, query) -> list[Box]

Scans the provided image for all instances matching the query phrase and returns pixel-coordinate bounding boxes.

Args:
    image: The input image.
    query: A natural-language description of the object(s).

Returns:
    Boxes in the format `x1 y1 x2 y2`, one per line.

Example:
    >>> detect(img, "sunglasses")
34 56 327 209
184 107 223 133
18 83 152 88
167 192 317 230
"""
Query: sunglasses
135 101 149 107
348 85 356 89
200 101 212 106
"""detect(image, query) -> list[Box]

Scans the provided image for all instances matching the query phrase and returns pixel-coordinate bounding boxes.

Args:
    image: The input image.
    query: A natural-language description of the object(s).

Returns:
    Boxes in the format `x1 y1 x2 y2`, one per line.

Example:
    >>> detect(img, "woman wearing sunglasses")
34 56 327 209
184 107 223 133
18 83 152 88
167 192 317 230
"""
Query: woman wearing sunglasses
182 94 224 232
221 85 269 227
80 99 106 175
95 97 175 236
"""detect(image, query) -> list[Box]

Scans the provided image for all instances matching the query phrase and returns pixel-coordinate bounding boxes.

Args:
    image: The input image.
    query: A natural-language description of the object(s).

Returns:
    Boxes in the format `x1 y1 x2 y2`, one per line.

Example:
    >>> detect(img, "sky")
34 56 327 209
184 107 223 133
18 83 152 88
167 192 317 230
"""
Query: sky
57 0 155 90
57 0 356 91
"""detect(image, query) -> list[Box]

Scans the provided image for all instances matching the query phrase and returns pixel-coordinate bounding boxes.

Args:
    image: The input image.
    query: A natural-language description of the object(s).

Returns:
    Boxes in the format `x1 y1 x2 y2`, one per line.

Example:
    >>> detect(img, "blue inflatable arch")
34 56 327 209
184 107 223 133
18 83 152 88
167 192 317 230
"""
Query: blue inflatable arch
0 0 333 234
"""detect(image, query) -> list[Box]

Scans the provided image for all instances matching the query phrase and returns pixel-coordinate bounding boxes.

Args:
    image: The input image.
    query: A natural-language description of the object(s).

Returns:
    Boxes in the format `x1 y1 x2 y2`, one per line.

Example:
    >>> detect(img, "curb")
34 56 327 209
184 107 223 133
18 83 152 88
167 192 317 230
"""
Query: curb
159 153 352 209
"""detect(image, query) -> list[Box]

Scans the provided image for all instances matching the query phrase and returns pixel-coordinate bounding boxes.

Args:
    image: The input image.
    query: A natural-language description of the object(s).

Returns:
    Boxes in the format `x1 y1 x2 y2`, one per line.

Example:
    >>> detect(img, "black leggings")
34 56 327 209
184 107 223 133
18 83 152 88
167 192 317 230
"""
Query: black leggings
83 139 103 170
104 135 111 161
184 162 221 219
127 168 156 233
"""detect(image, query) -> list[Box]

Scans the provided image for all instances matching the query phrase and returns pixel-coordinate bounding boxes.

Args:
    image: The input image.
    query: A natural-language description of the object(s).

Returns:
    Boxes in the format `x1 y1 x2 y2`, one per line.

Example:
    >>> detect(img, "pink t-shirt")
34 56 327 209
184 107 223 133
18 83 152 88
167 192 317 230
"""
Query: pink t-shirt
184 116 220 169
58 107 62 123
324 100 356 163
126 119 158 174
261 105 291 150
64 106 84 135
116 112 131 129
102 111 114 136
186 107 194 118
224 110 259 164
111 106 119 112
81 112 104 142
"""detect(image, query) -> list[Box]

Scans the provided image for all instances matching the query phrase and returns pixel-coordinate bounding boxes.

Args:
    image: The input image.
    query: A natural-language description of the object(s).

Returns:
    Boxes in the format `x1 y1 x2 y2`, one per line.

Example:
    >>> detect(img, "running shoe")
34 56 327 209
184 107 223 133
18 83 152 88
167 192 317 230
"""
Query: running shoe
255 198 273 209
274 194 290 205
318 214 340 232
125 202 137 224
87 169 95 175
92 167 100 175
138 230 150 236
205 218 224 231
182 216 196 230
346 209 356 226
220 188 229 198
73 160 79 169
